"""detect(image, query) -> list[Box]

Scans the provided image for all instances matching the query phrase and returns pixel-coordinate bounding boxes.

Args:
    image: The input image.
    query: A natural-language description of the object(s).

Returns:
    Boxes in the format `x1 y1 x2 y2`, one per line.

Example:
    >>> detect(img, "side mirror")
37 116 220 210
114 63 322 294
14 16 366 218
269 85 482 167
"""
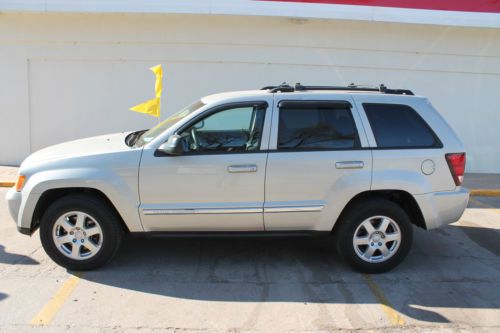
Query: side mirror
157 134 184 156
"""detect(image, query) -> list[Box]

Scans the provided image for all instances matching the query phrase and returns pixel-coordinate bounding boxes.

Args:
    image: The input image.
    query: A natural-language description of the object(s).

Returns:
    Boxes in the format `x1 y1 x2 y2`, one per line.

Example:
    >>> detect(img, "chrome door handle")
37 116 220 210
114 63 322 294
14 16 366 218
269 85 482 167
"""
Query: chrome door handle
335 161 364 169
227 164 258 173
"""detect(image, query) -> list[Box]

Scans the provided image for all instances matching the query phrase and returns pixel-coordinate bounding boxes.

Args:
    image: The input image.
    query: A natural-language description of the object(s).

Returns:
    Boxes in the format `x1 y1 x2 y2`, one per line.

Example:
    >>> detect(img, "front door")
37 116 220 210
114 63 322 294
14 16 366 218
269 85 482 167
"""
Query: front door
139 101 271 231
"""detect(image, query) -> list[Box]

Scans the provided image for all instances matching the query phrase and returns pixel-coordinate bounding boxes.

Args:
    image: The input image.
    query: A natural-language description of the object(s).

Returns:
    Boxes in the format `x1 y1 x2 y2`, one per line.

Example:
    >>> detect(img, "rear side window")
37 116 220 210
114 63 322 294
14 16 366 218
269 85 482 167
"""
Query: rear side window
278 101 359 150
364 103 441 148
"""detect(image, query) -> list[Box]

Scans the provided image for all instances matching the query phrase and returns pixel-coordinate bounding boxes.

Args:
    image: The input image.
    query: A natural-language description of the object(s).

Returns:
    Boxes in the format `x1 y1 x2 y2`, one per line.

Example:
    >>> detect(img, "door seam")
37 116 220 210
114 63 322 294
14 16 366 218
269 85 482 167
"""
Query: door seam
262 94 275 231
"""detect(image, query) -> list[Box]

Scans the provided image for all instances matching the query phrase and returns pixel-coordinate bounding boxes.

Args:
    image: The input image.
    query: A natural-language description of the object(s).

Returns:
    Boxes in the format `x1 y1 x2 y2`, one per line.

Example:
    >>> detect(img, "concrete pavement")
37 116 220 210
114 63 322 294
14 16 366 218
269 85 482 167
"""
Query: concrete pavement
1 187 500 332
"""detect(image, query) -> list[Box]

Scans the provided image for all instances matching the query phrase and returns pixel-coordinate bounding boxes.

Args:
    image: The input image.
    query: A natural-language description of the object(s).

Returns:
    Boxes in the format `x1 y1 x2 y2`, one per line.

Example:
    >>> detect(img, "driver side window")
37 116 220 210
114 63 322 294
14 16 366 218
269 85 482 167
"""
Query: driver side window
180 104 266 153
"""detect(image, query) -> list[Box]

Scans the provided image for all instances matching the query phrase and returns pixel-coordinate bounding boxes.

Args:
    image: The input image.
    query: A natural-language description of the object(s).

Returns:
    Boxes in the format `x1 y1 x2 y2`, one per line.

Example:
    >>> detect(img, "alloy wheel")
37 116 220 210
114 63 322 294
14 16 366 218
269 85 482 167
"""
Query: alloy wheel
352 215 402 263
52 211 103 260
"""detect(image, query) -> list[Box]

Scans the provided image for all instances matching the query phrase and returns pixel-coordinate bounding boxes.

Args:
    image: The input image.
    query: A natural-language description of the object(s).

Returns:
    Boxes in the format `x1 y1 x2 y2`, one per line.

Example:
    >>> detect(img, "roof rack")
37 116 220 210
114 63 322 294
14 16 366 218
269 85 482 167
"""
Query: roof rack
260 82 414 95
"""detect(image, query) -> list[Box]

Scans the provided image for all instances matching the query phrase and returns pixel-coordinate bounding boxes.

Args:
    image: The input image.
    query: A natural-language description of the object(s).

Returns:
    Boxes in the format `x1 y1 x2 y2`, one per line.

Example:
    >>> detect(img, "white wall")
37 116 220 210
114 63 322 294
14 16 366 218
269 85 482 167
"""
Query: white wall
1 13 499 172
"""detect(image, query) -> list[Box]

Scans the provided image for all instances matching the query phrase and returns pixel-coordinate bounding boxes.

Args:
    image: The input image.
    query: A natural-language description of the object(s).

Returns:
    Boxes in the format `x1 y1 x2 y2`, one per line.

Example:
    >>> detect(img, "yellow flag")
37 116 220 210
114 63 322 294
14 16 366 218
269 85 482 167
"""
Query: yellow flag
130 64 163 118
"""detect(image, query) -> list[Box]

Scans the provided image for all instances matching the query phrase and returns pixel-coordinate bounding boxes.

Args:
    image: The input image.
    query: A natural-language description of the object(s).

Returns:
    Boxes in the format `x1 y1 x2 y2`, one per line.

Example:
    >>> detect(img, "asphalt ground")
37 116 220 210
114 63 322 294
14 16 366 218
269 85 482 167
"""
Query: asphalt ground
1 188 500 332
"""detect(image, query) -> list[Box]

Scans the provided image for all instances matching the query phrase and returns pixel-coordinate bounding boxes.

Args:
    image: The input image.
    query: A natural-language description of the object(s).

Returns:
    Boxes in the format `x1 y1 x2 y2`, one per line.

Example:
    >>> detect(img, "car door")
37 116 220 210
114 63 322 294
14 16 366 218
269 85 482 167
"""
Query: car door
264 95 372 231
138 99 272 231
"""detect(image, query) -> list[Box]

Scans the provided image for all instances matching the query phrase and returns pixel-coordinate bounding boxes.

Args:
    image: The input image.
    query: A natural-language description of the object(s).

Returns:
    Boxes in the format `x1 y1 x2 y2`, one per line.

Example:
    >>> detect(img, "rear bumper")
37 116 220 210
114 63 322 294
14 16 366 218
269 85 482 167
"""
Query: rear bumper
414 188 469 230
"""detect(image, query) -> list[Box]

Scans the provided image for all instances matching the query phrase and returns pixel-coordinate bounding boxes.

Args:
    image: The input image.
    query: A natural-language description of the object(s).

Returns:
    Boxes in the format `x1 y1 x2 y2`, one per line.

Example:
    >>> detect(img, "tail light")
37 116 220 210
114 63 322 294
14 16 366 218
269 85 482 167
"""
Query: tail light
445 153 466 186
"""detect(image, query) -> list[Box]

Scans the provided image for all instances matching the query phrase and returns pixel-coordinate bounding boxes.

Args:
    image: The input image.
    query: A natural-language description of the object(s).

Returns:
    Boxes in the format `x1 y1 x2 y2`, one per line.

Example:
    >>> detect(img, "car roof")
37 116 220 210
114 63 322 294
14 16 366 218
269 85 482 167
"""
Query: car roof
201 90 270 104
201 89 423 105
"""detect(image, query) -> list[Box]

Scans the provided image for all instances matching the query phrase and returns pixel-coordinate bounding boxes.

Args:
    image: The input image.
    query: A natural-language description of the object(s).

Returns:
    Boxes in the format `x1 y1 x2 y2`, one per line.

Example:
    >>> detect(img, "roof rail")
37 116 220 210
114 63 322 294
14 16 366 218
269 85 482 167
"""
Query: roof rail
260 82 414 95
261 82 295 93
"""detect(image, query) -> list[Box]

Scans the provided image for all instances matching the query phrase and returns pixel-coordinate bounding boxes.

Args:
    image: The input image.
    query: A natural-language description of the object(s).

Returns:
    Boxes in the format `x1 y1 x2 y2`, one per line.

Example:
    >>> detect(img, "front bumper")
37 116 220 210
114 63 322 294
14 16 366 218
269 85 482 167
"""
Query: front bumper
6 188 31 235
6 187 21 224
414 188 470 230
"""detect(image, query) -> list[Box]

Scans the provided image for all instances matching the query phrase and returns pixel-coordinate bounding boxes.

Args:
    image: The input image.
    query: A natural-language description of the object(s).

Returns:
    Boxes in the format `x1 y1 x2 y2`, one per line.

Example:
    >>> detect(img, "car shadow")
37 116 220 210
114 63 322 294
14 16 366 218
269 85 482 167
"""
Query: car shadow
0 244 39 265
81 224 500 324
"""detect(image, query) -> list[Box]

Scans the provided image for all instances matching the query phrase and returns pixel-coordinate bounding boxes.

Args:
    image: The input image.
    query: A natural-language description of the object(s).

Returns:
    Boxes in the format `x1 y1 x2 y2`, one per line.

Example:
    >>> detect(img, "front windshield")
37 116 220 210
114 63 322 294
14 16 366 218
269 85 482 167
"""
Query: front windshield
134 100 205 147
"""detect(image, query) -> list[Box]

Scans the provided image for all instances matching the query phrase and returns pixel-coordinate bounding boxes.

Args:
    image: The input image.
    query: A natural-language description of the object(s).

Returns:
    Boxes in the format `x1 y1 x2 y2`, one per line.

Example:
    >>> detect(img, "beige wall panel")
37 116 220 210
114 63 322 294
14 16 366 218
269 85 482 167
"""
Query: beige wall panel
1 13 499 172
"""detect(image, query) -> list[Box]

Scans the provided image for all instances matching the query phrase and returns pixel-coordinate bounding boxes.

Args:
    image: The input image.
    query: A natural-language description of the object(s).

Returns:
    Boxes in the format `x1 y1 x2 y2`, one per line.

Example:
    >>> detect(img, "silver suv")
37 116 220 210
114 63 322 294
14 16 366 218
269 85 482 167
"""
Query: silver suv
6 83 469 273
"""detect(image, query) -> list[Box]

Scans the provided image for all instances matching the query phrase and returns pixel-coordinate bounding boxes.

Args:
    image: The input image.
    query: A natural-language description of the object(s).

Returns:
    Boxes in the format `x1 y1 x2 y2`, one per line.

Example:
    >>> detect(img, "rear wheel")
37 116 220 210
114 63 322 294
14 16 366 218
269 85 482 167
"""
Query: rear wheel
40 194 122 270
335 198 413 273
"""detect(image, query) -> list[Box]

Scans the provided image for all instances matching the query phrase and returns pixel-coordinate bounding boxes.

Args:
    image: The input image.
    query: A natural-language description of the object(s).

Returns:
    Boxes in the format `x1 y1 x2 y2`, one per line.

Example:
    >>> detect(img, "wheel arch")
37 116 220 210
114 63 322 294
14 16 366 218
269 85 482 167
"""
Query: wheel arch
31 187 130 233
332 189 427 233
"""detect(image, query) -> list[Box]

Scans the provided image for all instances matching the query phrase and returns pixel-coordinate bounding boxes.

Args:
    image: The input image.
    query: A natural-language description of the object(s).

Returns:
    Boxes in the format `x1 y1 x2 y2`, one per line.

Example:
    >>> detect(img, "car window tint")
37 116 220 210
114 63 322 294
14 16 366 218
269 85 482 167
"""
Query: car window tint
278 104 358 150
202 107 253 131
363 103 439 148
181 105 266 153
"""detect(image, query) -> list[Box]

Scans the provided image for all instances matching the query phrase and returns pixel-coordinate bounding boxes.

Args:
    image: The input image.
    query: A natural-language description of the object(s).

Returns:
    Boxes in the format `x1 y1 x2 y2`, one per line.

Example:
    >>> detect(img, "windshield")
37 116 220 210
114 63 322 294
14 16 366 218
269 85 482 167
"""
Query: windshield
134 100 205 147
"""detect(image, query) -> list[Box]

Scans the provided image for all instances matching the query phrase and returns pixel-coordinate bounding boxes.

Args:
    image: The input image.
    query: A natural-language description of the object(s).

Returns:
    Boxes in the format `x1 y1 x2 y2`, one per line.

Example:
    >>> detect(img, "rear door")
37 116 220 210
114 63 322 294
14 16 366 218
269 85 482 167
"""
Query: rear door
263 95 372 231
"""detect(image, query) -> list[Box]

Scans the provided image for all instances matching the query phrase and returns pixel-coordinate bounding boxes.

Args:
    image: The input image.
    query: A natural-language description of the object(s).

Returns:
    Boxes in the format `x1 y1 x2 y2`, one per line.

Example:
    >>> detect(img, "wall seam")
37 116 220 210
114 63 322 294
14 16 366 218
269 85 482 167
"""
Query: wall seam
26 58 33 154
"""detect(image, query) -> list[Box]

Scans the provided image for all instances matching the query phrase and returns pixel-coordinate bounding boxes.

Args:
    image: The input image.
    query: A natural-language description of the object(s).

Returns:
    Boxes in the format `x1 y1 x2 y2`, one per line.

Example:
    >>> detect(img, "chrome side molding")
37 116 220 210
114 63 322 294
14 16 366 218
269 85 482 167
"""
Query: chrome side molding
144 205 324 215
143 207 262 215
264 205 324 213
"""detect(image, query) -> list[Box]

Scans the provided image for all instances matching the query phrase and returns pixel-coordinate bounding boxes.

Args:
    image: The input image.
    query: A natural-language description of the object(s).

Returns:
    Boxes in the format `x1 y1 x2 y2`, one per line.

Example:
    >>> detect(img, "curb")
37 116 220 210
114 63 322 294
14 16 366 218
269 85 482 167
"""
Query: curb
0 182 14 188
469 189 500 197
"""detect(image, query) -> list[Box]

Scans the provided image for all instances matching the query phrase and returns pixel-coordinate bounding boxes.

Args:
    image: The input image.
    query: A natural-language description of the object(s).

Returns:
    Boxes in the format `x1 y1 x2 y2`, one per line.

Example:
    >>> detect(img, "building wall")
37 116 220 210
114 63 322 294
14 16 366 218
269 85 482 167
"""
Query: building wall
1 13 499 172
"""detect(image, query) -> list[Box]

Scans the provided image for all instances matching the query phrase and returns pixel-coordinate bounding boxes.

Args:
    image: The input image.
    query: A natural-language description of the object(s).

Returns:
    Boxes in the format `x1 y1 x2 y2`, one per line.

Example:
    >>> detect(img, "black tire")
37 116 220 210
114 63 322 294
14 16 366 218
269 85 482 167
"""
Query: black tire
334 198 413 274
39 194 123 270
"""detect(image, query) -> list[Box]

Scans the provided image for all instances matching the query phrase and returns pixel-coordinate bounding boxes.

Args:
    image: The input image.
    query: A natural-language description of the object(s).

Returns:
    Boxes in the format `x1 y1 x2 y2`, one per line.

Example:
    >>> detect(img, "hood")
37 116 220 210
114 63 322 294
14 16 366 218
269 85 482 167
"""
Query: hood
22 132 133 166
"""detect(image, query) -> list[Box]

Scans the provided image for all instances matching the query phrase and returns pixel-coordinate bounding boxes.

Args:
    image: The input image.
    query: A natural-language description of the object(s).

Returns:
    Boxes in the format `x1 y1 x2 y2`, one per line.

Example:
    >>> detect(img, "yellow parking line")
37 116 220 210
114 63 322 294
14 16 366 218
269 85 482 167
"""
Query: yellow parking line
30 273 82 326
363 274 405 326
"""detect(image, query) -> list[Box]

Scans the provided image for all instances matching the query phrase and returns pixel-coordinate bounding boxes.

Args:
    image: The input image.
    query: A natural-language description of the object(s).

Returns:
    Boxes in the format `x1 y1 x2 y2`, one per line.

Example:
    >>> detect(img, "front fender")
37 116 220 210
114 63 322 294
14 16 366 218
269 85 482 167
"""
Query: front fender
18 167 143 233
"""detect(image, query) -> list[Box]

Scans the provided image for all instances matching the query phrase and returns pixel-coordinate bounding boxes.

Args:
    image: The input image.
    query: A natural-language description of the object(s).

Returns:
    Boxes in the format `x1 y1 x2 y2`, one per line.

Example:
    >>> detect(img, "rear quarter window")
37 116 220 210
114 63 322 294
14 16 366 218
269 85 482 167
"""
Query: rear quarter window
363 103 442 149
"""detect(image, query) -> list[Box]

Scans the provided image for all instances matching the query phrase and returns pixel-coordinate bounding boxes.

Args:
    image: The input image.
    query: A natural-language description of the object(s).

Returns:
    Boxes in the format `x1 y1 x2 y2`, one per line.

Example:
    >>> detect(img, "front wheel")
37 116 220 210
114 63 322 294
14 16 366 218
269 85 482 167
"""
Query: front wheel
40 194 123 270
335 199 413 273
